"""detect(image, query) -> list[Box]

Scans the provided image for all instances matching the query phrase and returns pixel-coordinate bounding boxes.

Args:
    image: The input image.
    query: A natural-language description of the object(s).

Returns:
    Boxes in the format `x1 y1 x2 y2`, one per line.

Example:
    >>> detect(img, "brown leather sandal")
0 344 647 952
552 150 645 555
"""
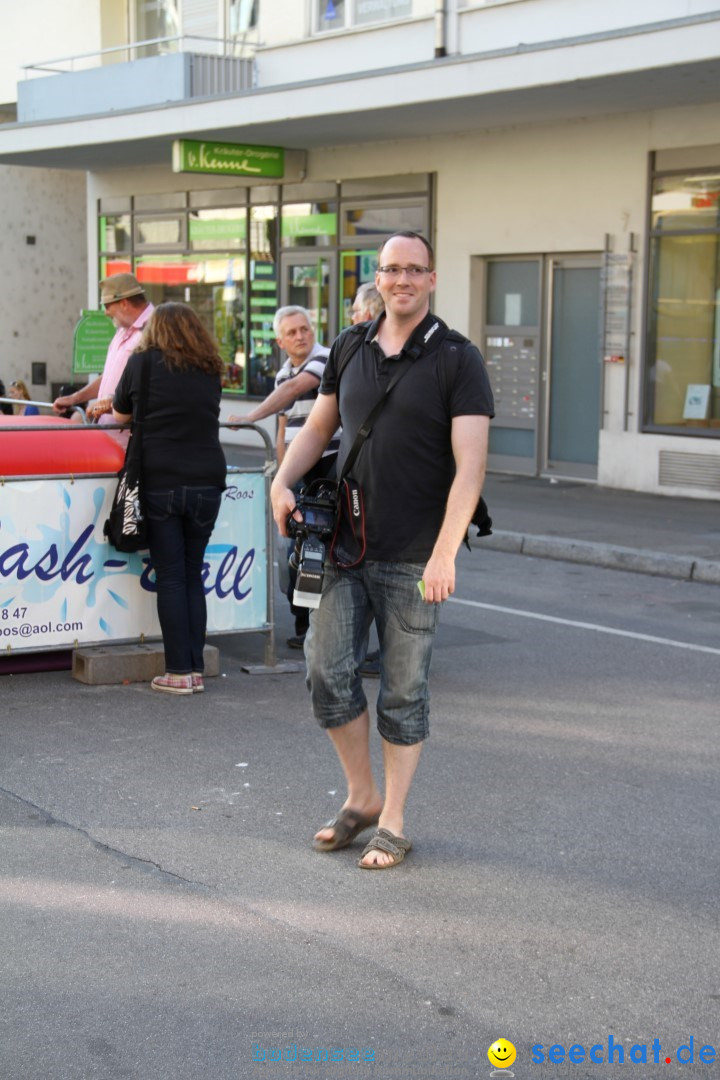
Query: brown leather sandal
357 828 412 869
312 808 380 852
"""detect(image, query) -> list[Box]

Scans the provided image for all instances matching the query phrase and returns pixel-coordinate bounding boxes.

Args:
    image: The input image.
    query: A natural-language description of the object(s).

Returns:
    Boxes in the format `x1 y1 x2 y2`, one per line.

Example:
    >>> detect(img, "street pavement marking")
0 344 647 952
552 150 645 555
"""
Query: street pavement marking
448 597 720 656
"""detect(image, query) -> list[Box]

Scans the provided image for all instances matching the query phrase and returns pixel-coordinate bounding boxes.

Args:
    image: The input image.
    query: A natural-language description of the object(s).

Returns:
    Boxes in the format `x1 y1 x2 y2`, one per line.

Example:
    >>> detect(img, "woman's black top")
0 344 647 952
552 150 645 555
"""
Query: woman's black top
114 347 226 492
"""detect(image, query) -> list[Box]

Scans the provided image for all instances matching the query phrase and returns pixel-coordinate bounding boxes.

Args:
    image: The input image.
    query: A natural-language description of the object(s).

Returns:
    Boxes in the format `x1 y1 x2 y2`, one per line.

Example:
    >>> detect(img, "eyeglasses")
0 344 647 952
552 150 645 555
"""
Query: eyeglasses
377 265 431 279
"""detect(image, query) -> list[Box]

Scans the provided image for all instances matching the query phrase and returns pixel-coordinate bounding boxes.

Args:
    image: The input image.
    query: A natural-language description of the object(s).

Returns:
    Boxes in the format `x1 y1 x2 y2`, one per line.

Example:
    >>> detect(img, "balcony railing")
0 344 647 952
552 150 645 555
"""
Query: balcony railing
22 34 256 77
17 36 256 122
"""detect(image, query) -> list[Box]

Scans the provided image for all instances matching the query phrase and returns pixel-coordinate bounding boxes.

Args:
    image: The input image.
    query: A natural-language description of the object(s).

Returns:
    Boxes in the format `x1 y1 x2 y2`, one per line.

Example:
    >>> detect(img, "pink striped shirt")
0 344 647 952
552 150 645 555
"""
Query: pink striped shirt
97 303 154 427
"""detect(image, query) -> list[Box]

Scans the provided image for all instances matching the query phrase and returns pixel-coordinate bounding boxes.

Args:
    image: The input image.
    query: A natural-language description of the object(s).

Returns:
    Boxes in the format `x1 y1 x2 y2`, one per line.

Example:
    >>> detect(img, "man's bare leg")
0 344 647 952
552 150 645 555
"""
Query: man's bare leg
359 739 423 868
314 709 384 845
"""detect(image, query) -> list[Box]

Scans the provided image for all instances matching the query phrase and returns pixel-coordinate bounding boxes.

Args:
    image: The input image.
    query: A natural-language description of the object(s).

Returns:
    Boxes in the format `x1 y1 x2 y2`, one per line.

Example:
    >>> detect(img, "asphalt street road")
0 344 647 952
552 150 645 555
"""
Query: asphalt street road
1 549 719 1080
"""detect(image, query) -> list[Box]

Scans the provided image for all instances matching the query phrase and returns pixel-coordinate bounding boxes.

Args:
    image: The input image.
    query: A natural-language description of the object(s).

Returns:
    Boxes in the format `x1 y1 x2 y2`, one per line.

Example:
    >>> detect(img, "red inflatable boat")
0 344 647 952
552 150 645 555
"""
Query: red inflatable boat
0 415 126 476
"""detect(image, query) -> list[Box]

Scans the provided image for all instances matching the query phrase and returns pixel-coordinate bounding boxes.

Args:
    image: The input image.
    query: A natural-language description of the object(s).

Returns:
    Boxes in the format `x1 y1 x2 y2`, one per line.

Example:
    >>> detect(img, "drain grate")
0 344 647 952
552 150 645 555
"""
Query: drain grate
658 450 720 491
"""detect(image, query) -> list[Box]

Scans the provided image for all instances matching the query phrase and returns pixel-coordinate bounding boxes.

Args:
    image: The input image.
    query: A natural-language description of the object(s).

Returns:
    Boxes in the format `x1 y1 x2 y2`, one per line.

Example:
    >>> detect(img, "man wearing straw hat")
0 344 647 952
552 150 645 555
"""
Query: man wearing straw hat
53 273 153 429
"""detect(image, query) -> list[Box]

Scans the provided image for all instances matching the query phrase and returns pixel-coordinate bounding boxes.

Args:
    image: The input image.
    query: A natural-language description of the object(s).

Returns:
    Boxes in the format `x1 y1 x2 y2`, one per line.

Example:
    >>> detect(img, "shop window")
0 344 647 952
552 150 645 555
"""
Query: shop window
96 174 430 398
281 202 337 248
652 174 720 232
134 213 186 251
99 214 132 255
189 208 246 251
341 201 427 243
135 254 247 393
644 167 720 435
100 256 132 279
645 234 720 431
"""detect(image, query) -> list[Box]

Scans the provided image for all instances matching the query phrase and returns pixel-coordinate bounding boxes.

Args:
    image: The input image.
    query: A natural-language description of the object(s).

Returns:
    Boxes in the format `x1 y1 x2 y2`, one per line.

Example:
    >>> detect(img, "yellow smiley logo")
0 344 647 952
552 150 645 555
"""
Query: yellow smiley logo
488 1039 517 1068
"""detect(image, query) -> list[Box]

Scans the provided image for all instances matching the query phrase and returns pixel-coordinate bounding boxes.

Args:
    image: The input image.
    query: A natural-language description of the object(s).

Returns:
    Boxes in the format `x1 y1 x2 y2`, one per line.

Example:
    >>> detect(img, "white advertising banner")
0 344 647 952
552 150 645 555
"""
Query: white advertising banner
0 472 267 652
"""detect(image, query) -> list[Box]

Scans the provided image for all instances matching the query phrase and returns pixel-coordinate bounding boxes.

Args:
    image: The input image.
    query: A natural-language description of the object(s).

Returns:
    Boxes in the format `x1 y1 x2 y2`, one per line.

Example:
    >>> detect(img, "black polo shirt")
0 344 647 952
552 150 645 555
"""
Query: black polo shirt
320 311 494 562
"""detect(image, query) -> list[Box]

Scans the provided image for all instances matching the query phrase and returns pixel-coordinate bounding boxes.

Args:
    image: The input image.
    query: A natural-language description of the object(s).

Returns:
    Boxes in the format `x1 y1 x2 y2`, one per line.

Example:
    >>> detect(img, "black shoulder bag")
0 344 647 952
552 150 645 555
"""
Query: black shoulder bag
103 353 152 553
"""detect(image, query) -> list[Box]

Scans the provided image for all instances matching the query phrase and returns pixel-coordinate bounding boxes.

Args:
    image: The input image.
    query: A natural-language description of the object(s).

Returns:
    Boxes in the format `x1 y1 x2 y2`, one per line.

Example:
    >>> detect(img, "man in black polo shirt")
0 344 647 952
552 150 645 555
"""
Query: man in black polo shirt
271 232 494 869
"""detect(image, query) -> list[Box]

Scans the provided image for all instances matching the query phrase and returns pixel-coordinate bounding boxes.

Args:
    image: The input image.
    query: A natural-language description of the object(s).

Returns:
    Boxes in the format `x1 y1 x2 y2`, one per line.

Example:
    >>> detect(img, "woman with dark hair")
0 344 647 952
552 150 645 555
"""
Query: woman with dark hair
113 302 226 695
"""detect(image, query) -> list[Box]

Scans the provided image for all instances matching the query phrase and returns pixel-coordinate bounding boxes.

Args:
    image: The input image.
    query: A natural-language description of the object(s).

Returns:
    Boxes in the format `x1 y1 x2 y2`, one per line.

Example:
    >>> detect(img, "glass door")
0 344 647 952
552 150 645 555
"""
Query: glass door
544 257 602 479
280 252 335 348
483 258 542 475
481 254 602 478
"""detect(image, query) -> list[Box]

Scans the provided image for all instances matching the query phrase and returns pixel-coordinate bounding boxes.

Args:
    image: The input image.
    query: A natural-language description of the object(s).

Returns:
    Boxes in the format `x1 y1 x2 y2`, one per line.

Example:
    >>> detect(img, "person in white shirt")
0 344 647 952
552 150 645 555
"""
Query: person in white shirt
230 306 339 648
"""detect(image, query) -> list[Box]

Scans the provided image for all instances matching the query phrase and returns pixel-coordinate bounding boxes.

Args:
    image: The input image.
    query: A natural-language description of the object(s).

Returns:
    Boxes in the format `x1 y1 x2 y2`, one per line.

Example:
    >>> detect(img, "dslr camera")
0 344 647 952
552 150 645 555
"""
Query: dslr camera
287 480 338 609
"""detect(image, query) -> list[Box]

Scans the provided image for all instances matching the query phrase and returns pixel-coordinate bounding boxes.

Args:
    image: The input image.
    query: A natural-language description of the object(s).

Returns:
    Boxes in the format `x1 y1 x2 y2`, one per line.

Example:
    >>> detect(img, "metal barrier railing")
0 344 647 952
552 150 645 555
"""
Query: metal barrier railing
0 416 278 667
0 396 88 422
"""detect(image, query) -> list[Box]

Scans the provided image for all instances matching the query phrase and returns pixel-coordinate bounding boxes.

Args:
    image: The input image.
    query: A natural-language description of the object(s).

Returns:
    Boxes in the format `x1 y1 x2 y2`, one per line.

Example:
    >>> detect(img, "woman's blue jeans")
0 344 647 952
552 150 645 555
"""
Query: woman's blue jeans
145 486 223 675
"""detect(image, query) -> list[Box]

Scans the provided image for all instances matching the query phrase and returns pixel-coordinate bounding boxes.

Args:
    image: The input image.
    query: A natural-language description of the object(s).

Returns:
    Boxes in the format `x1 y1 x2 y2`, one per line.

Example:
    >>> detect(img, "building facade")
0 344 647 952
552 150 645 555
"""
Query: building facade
1 0 719 498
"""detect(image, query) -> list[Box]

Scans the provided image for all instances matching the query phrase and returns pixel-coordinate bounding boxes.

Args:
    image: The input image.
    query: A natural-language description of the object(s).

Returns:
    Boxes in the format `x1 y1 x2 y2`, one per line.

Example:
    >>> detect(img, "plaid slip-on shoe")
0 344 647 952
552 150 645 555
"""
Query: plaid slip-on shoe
151 673 193 696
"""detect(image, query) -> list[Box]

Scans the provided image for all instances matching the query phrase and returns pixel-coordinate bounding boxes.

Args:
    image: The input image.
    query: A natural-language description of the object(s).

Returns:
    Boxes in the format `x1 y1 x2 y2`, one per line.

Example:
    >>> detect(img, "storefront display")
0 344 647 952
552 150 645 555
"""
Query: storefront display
97 176 431 399
644 166 720 435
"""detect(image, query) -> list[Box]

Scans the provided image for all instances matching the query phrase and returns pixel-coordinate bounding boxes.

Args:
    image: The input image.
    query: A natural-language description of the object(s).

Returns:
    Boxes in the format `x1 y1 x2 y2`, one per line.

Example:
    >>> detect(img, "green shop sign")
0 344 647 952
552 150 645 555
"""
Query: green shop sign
282 213 336 239
173 139 284 178
189 217 247 244
72 310 115 375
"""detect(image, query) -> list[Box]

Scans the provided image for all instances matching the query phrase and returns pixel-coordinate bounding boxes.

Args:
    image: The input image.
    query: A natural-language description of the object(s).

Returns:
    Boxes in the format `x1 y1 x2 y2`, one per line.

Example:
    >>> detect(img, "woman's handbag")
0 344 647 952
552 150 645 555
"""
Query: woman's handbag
103 354 151 553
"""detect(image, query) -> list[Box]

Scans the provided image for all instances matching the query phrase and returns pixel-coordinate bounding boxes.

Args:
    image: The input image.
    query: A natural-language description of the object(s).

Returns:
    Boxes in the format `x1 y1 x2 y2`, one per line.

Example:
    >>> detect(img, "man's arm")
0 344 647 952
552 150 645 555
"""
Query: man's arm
228 371 321 425
270 393 341 537
422 414 490 604
53 377 102 414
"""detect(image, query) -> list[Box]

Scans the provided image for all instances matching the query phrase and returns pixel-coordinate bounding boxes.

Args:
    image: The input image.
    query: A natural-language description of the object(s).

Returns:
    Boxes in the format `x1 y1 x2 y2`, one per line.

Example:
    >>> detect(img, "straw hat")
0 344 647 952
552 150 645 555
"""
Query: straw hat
99 273 145 305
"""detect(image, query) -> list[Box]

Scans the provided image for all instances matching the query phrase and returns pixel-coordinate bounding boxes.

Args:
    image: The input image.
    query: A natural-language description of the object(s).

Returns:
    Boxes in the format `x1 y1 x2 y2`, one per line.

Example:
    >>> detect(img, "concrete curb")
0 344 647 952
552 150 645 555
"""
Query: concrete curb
692 559 720 585
471 530 720 584
72 643 220 685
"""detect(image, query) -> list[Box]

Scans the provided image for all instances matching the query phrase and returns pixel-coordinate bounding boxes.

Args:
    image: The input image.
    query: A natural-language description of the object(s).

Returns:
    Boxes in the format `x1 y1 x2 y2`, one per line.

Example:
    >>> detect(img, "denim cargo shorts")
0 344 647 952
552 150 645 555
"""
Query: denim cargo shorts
304 560 440 746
